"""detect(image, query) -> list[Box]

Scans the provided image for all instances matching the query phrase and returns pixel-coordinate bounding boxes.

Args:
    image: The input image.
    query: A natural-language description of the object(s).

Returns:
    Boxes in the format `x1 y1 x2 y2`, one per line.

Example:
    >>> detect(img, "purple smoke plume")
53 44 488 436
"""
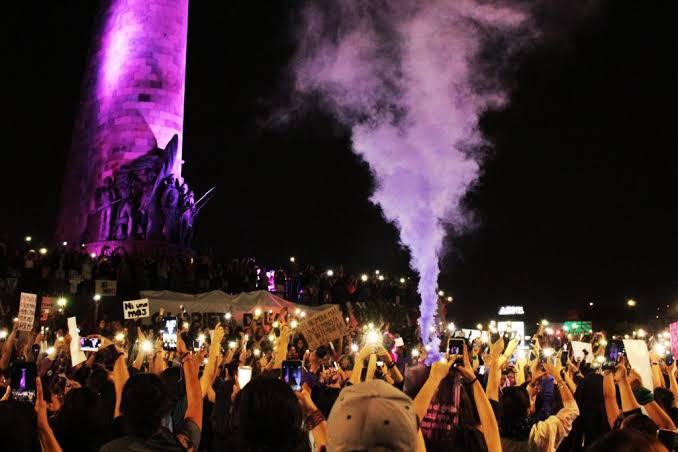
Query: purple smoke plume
293 0 527 350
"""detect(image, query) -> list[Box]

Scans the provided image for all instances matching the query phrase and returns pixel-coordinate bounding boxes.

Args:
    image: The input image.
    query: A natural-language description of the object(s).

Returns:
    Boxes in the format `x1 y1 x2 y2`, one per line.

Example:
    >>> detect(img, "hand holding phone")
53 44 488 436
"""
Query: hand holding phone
282 360 303 391
162 316 178 351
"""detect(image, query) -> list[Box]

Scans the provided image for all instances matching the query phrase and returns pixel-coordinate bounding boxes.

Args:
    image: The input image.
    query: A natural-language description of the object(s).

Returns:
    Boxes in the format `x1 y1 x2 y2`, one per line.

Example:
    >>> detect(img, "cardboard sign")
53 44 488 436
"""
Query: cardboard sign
94 279 117 296
296 305 349 350
623 339 653 390
123 298 150 319
670 322 678 357
67 316 87 367
571 341 594 364
40 296 53 321
17 292 37 331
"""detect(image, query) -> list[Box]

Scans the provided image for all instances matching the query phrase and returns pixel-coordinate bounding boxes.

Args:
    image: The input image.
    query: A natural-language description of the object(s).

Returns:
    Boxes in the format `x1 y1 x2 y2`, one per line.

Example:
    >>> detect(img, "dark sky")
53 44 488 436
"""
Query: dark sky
3 1 677 320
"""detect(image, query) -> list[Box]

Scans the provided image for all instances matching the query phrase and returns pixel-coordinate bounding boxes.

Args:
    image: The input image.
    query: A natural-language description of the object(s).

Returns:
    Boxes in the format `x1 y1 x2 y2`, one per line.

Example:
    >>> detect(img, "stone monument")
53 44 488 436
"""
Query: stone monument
56 0 210 256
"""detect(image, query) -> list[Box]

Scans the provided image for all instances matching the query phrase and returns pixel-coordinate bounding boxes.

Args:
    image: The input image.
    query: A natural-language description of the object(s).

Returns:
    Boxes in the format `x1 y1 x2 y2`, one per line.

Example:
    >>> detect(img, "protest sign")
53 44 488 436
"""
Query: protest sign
571 341 594 364
123 298 150 319
623 339 653 390
40 296 53 321
68 316 87 367
296 305 348 350
17 292 37 331
94 279 117 296
670 322 678 357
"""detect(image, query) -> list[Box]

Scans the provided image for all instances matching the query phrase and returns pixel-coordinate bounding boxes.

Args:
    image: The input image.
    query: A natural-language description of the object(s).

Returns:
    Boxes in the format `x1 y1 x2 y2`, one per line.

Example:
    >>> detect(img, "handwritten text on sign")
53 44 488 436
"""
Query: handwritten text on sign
123 298 150 319
297 305 348 350
18 292 37 331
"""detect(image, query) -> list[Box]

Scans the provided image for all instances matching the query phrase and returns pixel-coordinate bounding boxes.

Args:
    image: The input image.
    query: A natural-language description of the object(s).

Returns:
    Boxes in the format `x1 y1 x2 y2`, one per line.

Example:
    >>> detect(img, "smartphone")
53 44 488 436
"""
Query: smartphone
478 365 485 375
162 316 178 351
80 337 101 352
602 340 625 371
561 350 569 366
376 360 384 367
282 360 303 391
447 338 466 356
192 339 202 352
11 362 37 404
666 354 675 366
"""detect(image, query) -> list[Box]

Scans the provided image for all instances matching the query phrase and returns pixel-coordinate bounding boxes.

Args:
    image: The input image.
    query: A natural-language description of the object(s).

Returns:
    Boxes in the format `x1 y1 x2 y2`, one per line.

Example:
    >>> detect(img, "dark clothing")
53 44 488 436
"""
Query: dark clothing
100 419 200 452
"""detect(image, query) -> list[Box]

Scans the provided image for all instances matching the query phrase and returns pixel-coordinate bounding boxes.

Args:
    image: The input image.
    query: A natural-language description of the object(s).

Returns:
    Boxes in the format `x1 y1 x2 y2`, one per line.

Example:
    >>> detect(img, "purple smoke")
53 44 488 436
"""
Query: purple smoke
293 0 527 349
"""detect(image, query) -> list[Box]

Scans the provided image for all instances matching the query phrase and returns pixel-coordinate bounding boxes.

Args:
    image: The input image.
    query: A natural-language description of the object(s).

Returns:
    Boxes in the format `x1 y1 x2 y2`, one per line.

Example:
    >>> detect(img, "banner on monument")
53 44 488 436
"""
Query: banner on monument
95 280 117 296
17 292 37 331
123 298 150 319
296 305 349 350
670 322 678 357
40 296 53 321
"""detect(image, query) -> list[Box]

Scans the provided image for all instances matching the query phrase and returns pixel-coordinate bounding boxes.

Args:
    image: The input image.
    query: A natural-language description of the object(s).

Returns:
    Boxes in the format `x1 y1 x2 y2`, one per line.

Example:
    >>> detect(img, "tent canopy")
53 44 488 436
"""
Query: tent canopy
140 289 333 326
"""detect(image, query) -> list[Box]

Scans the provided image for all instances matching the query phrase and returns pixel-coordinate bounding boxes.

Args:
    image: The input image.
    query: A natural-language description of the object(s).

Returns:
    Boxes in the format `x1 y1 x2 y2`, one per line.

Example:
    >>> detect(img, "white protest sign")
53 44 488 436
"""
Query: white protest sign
122 298 150 319
623 339 653 391
571 341 594 364
68 316 87 367
296 305 349 350
394 337 405 347
17 292 37 331
95 279 117 296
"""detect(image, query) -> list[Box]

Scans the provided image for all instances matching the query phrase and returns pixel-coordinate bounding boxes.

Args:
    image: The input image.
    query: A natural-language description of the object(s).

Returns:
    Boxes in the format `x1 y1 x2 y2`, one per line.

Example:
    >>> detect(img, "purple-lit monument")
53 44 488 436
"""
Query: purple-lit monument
56 0 208 255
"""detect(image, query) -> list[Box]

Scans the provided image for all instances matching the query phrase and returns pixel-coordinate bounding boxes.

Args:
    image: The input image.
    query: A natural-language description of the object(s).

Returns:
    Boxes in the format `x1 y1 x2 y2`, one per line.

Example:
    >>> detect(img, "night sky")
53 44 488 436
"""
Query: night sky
3 1 677 320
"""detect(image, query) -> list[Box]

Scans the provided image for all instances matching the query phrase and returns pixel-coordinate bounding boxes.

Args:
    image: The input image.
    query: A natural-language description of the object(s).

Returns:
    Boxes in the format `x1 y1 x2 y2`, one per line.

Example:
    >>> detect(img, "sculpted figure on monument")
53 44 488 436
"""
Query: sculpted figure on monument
95 177 117 241
179 188 195 245
114 173 135 240
160 174 180 241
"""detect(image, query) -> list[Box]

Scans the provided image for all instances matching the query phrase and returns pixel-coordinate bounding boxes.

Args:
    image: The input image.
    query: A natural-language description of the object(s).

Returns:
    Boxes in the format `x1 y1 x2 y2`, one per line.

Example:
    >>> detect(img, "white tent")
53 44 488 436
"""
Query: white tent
139 289 333 327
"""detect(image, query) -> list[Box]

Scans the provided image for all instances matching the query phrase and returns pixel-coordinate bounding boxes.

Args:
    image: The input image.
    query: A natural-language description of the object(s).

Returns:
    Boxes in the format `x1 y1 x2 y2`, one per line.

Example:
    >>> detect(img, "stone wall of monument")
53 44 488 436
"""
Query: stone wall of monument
56 0 189 245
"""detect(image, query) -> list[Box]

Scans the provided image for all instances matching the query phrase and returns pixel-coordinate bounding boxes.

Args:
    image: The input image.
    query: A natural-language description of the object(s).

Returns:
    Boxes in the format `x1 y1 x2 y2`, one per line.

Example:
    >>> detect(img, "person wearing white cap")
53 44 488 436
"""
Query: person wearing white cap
326 379 425 451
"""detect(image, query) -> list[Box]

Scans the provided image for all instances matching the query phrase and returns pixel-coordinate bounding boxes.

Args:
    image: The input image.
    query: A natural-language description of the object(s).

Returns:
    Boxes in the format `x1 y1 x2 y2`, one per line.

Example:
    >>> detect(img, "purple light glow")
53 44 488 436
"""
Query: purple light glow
294 0 527 352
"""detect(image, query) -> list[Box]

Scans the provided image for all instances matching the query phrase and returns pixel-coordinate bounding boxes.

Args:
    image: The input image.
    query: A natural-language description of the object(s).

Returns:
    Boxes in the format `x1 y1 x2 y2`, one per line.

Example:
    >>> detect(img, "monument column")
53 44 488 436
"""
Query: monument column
56 0 191 253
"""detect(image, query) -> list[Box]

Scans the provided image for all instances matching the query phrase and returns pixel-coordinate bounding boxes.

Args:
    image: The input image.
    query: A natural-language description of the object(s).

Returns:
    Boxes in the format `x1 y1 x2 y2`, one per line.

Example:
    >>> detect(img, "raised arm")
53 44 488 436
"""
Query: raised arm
458 345 502 451
603 372 621 429
413 359 453 421
200 325 225 398
178 334 203 430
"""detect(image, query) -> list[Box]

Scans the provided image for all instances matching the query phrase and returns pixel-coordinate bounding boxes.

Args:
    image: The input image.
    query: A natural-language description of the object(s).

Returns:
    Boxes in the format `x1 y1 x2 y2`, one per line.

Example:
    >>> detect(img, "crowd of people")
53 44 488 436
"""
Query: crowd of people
0 237 419 313
1 299 677 452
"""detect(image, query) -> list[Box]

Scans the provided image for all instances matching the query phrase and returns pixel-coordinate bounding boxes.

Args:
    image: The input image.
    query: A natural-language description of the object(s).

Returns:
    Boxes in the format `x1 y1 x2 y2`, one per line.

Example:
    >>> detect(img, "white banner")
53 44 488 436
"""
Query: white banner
17 292 37 331
95 280 117 296
571 341 594 364
623 339 653 391
68 316 87 367
123 298 150 319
